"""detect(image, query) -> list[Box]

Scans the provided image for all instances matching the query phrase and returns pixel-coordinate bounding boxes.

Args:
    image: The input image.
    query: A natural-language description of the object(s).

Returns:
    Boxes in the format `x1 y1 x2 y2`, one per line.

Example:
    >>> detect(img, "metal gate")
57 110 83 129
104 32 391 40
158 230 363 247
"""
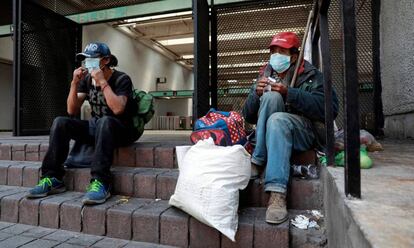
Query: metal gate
13 0 82 135
328 0 381 133
214 0 381 134
214 0 314 111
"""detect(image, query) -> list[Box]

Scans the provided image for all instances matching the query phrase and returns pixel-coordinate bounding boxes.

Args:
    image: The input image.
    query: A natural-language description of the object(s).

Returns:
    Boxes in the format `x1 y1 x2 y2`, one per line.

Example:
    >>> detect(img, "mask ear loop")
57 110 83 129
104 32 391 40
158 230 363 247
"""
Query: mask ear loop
100 56 111 70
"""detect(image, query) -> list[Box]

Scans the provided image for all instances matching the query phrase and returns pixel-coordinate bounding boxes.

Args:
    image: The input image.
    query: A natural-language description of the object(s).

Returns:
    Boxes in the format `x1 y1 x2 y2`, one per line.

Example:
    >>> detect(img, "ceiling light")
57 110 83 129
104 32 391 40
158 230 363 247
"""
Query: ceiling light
124 11 192 23
217 28 305 41
182 55 194 59
158 37 194 46
217 62 264 69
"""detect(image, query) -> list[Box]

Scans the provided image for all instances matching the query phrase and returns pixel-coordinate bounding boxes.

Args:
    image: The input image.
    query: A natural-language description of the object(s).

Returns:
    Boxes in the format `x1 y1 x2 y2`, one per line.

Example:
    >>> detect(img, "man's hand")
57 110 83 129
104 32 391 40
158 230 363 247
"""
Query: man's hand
91 68 107 87
255 77 268 96
72 67 87 85
271 83 288 96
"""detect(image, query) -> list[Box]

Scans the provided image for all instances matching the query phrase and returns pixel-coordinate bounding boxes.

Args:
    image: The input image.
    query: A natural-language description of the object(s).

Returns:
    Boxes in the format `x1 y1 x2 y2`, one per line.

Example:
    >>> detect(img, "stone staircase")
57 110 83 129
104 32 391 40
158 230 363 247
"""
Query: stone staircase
0 141 326 247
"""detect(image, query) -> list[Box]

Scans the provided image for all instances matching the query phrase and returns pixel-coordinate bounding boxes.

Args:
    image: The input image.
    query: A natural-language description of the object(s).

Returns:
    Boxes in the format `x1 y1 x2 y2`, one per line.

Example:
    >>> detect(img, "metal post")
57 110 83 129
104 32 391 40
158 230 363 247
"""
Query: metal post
192 0 210 124
12 0 21 136
319 0 335 167
210 0 218 110
341 0 361 198
371 0 383 136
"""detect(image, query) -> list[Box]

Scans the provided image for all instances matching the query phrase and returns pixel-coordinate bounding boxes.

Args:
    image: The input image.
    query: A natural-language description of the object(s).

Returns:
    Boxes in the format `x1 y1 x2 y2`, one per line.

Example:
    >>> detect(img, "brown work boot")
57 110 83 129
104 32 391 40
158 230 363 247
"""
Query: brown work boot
266 192 288 224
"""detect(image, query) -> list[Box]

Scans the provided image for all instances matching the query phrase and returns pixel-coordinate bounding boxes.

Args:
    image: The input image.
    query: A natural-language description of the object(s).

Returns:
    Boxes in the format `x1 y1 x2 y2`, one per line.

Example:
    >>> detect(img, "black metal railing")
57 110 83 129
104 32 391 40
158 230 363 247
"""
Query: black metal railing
194 0 363 198
311 0 361 198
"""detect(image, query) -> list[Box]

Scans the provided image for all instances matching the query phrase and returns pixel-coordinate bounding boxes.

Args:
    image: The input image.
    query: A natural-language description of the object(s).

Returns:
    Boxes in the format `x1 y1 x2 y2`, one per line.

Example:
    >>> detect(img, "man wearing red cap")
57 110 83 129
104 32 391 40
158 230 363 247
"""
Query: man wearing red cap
242 32 338 224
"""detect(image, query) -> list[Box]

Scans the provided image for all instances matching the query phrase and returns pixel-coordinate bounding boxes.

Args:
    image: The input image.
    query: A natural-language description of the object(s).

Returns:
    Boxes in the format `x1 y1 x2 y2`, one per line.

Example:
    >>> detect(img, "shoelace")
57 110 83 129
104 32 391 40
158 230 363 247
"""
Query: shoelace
87 179 104 193
37 177 52 188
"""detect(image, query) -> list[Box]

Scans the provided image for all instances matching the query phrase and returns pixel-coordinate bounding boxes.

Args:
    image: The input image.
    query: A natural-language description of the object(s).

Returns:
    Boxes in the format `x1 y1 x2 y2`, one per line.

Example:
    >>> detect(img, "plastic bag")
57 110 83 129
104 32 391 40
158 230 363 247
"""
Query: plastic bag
334 129 383 152
170 138 251 241
334 146 372 169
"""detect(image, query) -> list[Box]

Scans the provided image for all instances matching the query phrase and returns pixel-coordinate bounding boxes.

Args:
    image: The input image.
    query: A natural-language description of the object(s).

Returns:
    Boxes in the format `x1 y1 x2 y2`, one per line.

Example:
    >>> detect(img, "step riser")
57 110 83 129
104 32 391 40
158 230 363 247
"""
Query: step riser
0 143 180 169
0 187 288 248
0 162 322 210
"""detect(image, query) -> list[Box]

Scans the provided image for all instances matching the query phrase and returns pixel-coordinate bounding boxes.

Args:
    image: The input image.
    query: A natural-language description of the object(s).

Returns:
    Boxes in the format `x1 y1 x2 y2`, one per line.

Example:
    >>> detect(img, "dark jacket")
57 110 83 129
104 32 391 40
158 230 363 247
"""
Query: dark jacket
242 60 339 124
242 61 339 148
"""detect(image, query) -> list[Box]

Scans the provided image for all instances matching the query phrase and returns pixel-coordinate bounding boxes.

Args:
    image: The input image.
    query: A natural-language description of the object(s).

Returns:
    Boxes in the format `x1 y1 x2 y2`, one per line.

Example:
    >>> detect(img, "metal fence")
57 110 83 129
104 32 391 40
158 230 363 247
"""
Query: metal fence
328 0 376 131
15 0 81 135
215 0 313 113
215 0 378 133
35 0 154 15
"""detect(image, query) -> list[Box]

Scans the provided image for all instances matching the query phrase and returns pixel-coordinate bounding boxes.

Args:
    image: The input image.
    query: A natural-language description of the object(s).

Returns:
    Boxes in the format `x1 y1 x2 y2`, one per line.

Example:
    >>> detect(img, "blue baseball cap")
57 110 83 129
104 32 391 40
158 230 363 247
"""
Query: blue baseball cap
76 42 118 65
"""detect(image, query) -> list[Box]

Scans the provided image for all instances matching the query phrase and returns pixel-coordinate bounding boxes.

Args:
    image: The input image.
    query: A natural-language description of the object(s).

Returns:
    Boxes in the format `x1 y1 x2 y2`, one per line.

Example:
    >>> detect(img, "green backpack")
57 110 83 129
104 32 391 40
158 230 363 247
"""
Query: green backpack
132 89 154 134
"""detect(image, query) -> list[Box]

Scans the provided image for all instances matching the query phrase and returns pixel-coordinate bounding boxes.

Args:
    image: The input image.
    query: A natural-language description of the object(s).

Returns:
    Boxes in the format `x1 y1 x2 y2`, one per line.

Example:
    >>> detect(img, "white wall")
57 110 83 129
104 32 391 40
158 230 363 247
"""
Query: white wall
0 37 14 130
154 98 192 117
381 0 414 138
82 24 193 92
0 62 13 130
0 36 13 61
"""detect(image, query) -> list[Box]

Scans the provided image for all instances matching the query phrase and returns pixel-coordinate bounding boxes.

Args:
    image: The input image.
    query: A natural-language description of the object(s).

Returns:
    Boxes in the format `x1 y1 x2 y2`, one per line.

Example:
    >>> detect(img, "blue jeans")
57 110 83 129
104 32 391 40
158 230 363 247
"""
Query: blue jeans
252 92 315 194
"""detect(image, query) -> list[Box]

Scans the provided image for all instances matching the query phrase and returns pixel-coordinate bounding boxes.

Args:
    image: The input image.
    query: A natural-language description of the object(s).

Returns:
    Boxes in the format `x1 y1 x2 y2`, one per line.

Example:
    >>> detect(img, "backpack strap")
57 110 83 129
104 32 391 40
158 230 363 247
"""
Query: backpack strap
113 72 129 88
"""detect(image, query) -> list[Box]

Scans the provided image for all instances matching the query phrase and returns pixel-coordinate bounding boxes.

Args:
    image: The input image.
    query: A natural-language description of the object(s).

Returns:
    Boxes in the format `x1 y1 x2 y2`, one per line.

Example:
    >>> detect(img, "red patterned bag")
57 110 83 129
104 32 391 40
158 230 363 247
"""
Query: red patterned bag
191 109 247 146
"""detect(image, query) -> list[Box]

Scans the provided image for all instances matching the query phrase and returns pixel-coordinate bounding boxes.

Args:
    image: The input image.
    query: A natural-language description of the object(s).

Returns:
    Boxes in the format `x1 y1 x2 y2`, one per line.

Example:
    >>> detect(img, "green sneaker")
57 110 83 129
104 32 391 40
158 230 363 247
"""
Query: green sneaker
27 177 66 198
82 179 111 205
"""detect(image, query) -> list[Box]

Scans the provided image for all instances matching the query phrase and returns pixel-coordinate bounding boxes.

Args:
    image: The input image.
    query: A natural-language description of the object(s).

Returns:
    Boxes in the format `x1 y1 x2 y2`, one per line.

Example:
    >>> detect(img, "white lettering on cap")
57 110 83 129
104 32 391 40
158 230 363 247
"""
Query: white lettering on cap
275 38 287 42
85 43 98 52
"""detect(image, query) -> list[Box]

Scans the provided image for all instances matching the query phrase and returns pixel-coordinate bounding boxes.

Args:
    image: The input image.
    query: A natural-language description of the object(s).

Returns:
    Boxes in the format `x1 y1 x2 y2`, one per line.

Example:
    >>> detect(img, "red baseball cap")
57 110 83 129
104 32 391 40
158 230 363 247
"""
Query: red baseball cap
268 32 300 49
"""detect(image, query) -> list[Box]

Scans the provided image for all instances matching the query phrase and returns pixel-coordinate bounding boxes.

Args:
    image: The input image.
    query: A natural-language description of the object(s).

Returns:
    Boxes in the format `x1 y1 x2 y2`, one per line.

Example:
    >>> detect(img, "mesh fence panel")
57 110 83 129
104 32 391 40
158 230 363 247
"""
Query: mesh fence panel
216 0 376 131
329 0 375 130
35 0 155 16
18 1 81 134
216 0 313 113
35 0 155 15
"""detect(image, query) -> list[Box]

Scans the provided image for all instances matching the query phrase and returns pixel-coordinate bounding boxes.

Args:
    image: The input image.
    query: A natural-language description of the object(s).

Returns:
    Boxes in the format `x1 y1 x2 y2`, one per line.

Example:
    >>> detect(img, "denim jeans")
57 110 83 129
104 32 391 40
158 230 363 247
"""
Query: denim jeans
41 116 139 186
251 92 315 194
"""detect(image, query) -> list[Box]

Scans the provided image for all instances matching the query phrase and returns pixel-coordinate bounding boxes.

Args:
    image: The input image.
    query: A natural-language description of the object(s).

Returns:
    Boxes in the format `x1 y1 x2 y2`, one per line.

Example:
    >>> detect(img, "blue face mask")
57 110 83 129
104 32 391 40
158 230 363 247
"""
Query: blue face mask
84 58 101 73
269 53 291 73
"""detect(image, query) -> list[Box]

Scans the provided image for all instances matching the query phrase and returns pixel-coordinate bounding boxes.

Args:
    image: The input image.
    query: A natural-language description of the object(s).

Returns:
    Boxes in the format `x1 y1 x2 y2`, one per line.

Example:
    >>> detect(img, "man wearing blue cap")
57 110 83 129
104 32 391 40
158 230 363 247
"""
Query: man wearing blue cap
26 42 141 204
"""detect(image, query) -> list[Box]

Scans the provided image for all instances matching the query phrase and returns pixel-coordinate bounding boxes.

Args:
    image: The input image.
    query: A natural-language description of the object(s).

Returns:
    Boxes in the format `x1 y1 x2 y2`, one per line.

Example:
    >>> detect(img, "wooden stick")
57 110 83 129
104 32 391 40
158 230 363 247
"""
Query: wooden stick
290 8 315 87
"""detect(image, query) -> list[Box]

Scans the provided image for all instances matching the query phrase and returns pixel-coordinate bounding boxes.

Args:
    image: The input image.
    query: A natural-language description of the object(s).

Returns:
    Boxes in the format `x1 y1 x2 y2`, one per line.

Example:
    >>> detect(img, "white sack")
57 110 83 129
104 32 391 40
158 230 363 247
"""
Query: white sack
170 138 251 241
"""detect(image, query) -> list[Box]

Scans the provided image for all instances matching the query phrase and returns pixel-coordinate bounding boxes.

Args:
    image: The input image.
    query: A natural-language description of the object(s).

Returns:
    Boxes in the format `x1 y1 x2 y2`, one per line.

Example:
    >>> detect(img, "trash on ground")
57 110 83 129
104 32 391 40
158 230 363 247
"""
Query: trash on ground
291 215 310 229
291 164 319 179
308 220 320 229
116 197 130 204
308 210 324 220
334 129 383 152
292 212 322 230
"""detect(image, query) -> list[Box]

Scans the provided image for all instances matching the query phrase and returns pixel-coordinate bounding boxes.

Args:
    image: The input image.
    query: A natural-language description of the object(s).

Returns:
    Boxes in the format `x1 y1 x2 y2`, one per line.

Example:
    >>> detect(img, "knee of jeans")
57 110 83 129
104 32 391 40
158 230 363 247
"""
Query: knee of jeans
266 112 292 131
51 116 70 131
96 116 117 129
261 91 283 104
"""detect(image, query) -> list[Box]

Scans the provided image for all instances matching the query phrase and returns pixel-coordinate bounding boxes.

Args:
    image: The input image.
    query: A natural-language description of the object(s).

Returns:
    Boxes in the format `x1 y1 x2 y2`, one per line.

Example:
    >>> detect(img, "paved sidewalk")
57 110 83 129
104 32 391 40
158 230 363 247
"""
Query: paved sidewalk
0 221 177 248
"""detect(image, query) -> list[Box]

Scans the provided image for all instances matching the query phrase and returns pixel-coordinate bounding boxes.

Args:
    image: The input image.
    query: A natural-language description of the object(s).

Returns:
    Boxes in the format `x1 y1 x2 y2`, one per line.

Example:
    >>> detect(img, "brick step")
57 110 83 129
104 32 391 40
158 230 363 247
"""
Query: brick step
0 185 290 248
0 221 178 248
0 161 322 210
0 141 191 169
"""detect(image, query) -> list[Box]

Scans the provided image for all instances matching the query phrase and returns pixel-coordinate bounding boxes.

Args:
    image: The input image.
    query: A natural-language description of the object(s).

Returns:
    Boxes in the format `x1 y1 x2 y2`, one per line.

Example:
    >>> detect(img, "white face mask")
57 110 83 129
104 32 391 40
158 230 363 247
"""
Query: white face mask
84 58 101 73
269 53 291 73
